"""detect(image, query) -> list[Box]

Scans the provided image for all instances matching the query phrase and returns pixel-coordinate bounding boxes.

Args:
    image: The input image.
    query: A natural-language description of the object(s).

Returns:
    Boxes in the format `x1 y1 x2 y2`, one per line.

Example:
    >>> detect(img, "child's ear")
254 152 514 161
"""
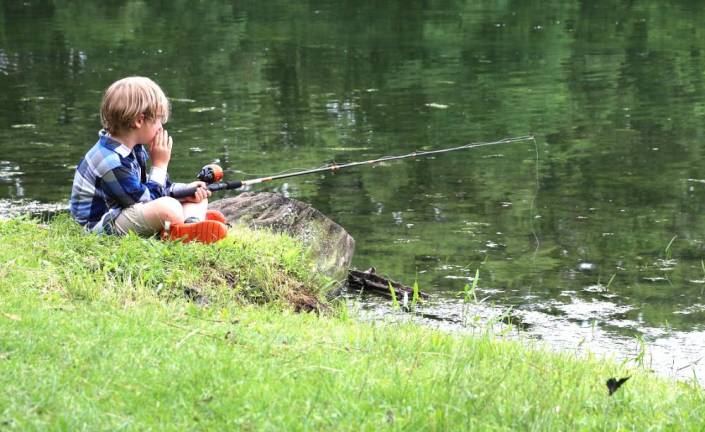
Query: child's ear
132 113 145 129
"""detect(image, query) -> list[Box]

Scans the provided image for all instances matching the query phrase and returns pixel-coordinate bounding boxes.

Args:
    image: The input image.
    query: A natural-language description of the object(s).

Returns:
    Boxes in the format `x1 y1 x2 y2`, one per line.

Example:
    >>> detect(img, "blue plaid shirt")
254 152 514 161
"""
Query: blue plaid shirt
69 130 182 234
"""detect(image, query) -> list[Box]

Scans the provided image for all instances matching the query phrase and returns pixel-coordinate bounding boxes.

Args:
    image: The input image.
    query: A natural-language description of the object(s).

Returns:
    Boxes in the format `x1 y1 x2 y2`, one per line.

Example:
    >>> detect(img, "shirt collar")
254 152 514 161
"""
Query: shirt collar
98 129 133 158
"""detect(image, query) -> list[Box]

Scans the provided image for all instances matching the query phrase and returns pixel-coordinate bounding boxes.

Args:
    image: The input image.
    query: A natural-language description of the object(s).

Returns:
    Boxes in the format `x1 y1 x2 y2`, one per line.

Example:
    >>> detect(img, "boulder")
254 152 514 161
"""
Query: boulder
209 192 355 283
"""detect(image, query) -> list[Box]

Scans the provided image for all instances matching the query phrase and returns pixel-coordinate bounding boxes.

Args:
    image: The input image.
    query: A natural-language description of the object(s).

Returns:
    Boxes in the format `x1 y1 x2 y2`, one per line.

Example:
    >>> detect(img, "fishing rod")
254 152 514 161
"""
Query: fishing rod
170 135 534 199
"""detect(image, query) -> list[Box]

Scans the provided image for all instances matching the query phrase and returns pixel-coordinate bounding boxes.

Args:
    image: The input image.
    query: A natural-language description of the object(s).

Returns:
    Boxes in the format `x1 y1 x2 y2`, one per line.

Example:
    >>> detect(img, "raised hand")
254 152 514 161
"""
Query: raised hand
148 128 172 169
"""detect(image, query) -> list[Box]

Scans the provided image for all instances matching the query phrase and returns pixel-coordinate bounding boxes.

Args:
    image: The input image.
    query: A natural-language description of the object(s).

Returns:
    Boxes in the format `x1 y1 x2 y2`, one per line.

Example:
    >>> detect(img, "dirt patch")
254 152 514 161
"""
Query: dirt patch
285 286 330 314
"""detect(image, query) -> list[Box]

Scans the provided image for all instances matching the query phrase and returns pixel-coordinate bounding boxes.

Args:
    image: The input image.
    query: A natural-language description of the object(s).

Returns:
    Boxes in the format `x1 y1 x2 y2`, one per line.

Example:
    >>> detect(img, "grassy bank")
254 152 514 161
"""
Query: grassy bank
1 217 704 430
0 216 328 311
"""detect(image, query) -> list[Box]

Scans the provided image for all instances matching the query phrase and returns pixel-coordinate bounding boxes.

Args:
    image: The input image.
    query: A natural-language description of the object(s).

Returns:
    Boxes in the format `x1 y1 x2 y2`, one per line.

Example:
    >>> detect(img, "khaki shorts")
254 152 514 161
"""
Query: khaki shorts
113 203 163 236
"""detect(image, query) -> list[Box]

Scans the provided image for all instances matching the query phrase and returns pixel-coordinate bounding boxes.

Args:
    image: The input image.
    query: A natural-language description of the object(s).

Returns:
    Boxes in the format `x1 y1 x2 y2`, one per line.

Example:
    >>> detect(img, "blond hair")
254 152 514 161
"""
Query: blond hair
100 76 170 134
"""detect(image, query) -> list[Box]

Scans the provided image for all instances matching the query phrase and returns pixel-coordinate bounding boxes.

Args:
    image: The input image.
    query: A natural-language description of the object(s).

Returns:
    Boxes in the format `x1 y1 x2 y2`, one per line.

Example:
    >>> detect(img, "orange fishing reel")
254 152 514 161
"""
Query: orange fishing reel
196 163 223 184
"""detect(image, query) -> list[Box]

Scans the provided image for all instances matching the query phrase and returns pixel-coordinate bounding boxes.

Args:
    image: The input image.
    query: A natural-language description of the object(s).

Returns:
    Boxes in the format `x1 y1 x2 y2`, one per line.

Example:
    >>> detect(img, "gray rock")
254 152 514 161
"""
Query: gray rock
209 192 355 283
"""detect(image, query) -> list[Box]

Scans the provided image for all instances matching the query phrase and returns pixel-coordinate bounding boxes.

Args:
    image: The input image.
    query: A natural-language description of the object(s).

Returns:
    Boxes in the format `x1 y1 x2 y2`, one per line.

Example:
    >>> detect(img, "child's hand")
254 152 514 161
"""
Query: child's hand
148 129 172 168
181 181 211 203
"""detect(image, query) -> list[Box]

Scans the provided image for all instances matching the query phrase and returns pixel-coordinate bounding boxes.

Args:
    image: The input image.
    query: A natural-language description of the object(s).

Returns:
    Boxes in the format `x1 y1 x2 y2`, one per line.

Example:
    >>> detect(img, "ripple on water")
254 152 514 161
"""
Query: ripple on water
0 199 67 219
0 161 23 180
642 276 669 283
674 304 705 315
348 289 705 381
582 284 607 293
578 262 596 272
652 258 678 274
556 298 634 322
583 283 619 299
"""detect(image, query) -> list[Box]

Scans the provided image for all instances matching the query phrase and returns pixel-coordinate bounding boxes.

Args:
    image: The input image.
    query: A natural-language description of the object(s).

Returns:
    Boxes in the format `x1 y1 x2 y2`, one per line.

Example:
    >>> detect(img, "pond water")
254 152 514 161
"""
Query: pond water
2 1 705 380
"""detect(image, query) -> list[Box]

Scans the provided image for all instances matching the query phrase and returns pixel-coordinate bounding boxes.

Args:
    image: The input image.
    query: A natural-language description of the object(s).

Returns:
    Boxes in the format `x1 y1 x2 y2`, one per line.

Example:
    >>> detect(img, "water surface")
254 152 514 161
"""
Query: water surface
2 0 705 380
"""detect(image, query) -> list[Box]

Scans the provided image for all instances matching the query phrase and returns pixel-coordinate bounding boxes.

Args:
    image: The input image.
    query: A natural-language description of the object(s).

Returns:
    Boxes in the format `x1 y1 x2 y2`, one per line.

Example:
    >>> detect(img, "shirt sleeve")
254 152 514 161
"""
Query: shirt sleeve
149 166 167 186
150 166 186 199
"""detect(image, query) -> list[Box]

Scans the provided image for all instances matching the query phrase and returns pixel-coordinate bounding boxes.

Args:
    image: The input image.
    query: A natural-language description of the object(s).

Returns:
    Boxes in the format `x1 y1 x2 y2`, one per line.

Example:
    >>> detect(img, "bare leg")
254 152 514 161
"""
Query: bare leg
182 198 208 221
141 196 184 229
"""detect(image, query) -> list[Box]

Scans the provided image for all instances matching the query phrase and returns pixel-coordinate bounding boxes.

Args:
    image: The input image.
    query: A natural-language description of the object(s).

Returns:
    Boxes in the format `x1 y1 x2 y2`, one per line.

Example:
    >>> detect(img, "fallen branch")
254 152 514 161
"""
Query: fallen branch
347 268 430 301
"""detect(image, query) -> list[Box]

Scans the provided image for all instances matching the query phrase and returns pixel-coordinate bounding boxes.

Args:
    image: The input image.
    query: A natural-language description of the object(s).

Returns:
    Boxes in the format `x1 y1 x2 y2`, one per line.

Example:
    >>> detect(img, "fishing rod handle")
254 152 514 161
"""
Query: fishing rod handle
170 180 243 199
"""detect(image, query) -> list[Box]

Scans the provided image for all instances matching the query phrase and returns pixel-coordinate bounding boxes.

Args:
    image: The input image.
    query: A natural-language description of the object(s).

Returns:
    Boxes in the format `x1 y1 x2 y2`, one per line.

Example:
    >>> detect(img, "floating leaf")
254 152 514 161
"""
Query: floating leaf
20 96 46 102
324 147 370 151
189 107 216 113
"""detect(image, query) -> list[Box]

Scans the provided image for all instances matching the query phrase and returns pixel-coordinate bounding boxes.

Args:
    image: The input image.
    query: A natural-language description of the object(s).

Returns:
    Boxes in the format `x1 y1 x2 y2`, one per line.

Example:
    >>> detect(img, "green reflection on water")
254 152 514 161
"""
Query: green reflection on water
2 0 705 336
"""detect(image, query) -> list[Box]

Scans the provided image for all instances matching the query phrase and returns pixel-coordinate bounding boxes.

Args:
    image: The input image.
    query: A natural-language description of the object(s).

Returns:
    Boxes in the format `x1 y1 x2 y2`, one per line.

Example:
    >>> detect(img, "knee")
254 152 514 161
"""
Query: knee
149 197 184 225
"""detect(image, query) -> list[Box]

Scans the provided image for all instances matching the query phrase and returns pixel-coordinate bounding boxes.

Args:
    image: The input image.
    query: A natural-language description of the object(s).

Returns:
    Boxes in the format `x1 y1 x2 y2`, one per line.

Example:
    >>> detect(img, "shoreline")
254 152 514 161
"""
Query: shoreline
1 217 703 429
2 205 703 383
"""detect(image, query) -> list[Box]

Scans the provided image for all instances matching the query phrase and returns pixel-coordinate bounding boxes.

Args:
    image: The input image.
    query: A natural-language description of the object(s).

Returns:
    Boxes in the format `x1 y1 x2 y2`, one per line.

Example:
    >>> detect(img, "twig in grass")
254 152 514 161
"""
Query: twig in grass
677 356 704 372
418 351 452 358
159 320 220 341
282 365 342 378
1 312 21 321
303 385 324 427
357 360 371 399
176 327 203 348
188 315 236 324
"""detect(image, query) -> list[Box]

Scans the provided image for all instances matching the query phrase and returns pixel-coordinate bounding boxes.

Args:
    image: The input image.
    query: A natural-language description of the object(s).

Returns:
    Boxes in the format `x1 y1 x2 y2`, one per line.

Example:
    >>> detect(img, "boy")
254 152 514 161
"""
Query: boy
69 76 228 243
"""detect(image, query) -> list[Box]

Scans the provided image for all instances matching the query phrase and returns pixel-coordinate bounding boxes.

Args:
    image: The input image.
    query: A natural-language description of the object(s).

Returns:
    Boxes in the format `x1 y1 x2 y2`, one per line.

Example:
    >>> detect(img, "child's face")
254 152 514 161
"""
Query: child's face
138 115 164 144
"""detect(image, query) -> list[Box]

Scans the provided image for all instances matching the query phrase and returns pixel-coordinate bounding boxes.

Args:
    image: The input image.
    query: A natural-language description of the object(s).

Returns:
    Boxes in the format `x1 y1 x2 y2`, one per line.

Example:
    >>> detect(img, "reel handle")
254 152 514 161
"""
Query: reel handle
170 180 243 199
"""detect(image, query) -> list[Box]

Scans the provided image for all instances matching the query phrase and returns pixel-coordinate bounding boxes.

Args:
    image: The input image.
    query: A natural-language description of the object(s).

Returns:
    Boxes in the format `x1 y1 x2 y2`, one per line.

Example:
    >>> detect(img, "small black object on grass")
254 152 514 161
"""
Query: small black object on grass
606 376 630 396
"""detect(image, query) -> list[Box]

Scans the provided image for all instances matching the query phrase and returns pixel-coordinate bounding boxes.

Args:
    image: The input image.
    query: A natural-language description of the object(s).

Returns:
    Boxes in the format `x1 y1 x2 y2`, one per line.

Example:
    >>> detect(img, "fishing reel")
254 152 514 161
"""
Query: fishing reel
196 163 223 184
172 163 239 199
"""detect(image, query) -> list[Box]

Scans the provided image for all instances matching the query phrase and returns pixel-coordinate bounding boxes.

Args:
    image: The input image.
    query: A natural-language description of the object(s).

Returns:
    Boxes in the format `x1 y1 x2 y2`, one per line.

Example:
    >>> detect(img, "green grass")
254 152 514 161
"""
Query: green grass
1 217 704 430
0 215 328 311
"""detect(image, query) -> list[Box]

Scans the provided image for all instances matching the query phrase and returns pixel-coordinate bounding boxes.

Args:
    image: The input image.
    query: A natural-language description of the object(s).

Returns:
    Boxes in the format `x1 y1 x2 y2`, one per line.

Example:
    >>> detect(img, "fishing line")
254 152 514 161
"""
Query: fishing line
230 166 315 179
530 135 541 253
242 137 536 180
